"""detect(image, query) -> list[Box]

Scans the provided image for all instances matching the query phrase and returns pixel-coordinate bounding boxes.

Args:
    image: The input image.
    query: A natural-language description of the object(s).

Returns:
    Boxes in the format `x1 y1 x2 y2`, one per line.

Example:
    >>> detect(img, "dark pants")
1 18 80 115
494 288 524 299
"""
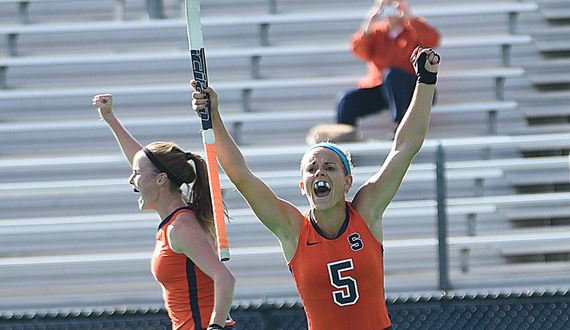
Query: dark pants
336 67 417 126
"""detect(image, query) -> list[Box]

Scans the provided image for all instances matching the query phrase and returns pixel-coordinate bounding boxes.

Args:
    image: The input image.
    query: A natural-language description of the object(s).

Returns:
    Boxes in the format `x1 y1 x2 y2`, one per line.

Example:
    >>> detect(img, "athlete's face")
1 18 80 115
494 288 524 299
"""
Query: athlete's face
300 147 353 210
129 151 160 211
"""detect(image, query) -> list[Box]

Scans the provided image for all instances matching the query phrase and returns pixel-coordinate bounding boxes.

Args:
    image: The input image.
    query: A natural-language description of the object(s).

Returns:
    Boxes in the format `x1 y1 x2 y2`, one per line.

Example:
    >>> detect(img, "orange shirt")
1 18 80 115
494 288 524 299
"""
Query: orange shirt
288 203 392 330
352 17 440 88
151 206 233 330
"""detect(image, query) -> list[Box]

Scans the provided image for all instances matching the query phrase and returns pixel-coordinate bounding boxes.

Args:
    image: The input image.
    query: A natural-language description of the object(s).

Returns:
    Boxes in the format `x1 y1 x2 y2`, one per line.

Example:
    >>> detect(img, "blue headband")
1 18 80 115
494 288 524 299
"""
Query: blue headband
306 142 351 175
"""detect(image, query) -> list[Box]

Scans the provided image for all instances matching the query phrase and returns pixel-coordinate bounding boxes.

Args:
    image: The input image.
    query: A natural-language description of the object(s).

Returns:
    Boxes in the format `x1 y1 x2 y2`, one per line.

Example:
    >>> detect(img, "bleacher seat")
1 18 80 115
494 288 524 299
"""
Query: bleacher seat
0 0 569 319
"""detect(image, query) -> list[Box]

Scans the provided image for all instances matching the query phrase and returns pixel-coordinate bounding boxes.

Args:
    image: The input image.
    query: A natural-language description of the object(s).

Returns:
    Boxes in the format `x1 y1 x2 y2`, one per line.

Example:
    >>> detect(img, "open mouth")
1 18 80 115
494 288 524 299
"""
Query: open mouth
133 186 144 206
313 181 331 198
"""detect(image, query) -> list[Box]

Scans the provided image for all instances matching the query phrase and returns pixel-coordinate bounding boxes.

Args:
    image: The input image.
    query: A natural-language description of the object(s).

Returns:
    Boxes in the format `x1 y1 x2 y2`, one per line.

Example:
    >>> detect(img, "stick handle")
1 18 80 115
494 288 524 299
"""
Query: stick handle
203 130 230 261
186 0 228 261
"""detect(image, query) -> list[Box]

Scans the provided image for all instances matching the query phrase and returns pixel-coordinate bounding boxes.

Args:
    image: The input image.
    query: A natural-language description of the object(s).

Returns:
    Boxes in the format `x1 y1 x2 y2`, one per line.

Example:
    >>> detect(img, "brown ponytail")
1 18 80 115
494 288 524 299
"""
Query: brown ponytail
144 142 215 238
186 151 215 238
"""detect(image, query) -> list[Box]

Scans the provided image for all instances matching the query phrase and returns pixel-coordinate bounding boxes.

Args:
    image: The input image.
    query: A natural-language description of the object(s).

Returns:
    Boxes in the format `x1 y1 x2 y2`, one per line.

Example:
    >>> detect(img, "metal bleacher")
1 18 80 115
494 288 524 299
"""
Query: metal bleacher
0 0 569 317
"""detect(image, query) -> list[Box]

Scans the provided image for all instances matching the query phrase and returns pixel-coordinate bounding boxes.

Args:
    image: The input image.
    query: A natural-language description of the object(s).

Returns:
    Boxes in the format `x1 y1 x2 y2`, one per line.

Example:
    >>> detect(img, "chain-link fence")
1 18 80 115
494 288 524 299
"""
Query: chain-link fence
1 289 569 330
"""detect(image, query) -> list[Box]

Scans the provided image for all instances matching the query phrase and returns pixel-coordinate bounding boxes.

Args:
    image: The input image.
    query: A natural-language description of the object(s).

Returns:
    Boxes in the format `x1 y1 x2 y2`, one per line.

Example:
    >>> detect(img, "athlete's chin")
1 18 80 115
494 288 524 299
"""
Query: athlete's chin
137 197 153 211
311 197 334 210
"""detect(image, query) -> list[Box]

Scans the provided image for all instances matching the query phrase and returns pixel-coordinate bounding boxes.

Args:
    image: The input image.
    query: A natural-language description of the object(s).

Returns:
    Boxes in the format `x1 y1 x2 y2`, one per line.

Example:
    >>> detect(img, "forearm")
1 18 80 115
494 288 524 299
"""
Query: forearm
209 270 236 326
211 110 253 185
361 16 375 35
394 82 435 153
104 115 142 166
360 3 381 35
358 82 434 219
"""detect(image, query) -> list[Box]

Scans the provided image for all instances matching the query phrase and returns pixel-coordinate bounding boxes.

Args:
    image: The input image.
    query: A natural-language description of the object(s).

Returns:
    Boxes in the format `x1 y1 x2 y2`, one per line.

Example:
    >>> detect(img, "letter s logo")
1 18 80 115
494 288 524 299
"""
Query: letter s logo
348 232 364 251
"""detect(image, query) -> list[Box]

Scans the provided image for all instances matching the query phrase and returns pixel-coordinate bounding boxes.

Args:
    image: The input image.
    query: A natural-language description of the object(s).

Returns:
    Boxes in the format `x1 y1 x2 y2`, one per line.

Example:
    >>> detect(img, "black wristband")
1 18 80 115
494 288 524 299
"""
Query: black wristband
206 324 225 330
414 50 438 85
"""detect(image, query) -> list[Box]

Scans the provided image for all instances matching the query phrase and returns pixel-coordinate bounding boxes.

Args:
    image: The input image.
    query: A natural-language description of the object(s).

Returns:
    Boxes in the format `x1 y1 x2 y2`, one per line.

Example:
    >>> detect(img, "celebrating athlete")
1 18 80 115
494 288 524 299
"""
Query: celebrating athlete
93 94 236 330
191 46 440 329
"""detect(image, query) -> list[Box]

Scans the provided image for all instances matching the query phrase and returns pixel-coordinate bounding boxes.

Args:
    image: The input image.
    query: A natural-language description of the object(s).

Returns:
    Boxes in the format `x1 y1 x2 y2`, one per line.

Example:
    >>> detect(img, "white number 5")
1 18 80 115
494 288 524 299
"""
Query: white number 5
327 259 359 306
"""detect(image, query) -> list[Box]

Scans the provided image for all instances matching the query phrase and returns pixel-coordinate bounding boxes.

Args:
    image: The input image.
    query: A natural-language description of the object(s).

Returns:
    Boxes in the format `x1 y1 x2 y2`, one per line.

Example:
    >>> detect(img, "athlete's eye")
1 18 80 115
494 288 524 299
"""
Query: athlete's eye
131 170 141 179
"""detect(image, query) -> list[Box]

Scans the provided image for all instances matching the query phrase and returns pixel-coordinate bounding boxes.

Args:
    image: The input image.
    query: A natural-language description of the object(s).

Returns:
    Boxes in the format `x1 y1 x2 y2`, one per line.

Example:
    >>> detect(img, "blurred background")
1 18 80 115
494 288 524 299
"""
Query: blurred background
0 0 569 328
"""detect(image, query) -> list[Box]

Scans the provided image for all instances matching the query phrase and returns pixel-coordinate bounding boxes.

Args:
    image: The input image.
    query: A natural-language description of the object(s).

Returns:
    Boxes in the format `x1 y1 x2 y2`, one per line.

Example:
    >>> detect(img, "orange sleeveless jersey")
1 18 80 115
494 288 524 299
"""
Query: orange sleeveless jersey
288 202 392 330
151 206 234 330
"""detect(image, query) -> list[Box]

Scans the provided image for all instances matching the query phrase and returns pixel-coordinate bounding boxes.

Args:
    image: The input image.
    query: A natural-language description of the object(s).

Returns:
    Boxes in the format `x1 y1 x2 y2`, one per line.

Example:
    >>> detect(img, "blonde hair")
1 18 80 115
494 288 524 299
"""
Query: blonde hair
301 142 353 176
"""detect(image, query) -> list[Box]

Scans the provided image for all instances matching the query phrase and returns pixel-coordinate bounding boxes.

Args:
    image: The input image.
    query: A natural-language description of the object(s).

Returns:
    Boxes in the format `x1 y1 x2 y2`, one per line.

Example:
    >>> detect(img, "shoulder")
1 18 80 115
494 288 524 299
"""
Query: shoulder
406 17 438 31
283 209 306 237
169 211 203 236
168 211 212 252
348 201 384 243
276 209 307 262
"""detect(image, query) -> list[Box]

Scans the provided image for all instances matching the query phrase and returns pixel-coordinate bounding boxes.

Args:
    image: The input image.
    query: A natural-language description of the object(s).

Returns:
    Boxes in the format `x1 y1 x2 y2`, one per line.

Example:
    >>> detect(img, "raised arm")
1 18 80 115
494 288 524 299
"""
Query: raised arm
352 47 440 235
360 0 383 35
93 94 142 166
191 83 303 257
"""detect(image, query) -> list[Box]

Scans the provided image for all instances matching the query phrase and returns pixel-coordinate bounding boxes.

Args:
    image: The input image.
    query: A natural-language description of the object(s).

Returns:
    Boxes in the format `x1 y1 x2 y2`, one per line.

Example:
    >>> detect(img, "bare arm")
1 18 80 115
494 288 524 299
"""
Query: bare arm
168 213 235 327
361 0 414 34
352 48 440 239
93 94 142 166
361 1 383 35
191 83 303 259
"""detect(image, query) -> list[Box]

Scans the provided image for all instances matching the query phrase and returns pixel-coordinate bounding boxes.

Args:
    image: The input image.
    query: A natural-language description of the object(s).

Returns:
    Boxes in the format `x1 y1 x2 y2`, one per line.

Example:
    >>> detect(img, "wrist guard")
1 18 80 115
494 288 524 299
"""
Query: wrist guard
413 48 438 85
207 324 225 330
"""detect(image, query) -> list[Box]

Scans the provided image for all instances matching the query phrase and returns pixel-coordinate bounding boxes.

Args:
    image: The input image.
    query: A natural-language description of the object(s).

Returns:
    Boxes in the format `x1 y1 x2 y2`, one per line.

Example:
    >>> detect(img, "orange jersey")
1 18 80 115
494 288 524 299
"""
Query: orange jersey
151 206 234 330
288 203 392 330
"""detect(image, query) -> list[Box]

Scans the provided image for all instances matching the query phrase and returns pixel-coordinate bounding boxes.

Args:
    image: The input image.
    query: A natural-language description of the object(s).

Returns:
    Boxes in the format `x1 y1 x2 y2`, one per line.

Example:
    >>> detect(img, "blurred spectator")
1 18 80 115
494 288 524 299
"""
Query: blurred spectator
307 0 440 144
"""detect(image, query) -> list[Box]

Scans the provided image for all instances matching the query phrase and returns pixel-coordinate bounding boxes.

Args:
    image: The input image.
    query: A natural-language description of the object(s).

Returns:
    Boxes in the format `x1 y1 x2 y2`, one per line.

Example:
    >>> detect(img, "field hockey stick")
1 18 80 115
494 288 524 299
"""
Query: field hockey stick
185 0 230 261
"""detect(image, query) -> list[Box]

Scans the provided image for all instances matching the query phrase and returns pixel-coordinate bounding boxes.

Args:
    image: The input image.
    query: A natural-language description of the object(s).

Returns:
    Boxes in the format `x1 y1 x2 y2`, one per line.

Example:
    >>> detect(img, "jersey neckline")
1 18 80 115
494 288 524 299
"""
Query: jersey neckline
309 202 350 240
157 205 193 231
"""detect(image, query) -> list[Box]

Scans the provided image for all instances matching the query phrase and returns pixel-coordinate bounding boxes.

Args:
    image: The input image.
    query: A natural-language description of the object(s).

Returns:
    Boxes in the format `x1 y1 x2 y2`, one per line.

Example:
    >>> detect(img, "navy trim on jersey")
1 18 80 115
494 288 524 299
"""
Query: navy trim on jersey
157 206 194 231
186 258 202 329
309 202 350 239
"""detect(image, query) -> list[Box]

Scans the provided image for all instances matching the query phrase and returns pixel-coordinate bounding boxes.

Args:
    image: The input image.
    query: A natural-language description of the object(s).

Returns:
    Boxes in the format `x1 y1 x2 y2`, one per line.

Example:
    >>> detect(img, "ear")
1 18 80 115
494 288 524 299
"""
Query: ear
344 174 354 194
299 179 307 196
157 173 168 187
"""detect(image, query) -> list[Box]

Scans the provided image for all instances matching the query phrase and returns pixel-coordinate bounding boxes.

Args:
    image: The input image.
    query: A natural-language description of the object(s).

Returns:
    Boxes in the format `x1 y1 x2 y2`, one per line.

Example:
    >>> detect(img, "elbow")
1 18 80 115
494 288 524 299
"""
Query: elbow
407 137 425 154
228 270 236 287
394 135 424 157
226 271 237 294
222 164 254 188
223 267 236 287
411 141 424 156
215 266 236 292
229 170 254 189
